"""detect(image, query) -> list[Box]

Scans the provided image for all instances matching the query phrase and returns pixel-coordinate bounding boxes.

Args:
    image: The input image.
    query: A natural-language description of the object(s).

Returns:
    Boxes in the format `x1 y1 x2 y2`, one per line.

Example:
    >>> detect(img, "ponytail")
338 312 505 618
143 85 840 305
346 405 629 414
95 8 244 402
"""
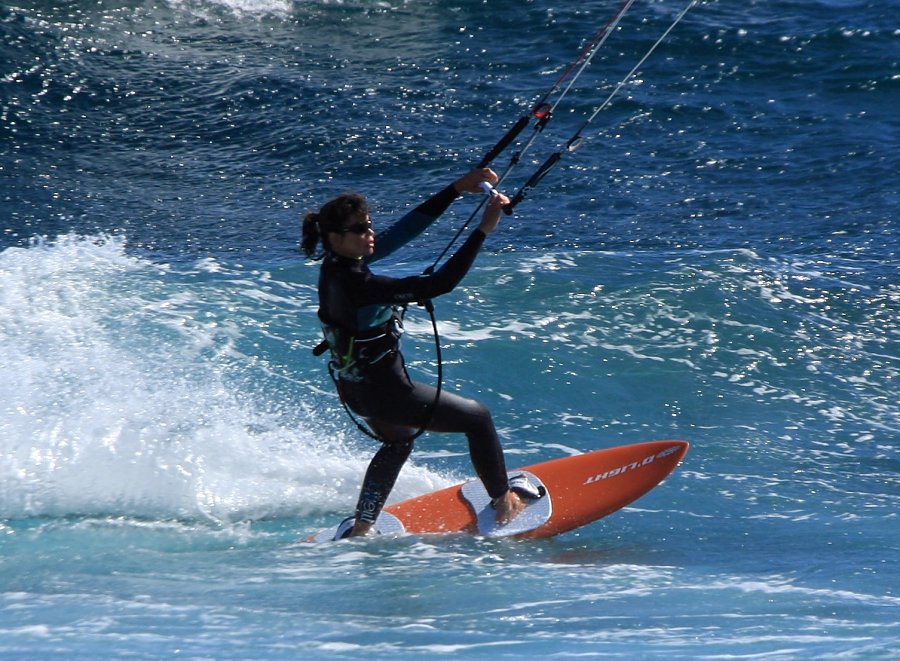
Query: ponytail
301 192 370 260
301 211 321 258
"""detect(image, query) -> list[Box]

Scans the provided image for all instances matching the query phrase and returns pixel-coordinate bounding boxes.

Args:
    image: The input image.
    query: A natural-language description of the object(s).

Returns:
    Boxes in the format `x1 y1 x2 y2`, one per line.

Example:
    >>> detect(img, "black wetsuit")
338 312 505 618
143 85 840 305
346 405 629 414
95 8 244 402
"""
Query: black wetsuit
317 184 509 526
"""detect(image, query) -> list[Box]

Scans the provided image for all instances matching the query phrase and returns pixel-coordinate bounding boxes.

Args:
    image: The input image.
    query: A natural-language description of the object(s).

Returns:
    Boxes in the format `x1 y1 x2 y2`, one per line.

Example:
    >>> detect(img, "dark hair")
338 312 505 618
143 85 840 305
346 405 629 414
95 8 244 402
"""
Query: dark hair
301 192 370 259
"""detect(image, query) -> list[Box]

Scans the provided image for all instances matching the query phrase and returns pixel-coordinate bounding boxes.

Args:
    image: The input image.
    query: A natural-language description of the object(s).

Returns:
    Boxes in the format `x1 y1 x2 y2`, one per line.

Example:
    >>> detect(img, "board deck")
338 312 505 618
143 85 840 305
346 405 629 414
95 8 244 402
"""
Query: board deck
310 439 688 542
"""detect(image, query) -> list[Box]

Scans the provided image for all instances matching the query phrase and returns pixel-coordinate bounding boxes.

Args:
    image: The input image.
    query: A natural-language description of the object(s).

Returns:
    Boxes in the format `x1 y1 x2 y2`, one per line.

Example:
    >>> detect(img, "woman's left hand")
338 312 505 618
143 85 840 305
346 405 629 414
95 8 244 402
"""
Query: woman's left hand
453 168 499 194
477 191 510 235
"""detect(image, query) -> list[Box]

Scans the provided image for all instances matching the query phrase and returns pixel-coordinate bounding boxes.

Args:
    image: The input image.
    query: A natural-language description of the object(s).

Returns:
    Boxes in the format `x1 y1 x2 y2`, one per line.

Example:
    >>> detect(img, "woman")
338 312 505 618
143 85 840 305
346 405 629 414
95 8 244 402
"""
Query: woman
302 168 526 538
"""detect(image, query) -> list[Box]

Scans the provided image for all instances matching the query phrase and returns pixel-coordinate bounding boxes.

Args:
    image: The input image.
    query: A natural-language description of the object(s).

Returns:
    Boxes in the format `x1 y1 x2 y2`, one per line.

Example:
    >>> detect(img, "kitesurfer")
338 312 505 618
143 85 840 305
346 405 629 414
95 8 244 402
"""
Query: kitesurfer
302 168 525 537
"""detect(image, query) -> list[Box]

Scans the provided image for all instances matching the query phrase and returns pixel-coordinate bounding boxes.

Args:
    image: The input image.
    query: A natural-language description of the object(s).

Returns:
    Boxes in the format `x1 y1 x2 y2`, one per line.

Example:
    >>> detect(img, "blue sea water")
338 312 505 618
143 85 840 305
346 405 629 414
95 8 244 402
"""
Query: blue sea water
1 0 898 657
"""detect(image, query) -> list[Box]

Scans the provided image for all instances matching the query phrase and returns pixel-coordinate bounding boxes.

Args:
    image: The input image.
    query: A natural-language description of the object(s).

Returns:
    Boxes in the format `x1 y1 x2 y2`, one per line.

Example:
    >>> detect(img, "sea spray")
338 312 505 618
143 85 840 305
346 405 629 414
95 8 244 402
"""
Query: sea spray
0 234 451 521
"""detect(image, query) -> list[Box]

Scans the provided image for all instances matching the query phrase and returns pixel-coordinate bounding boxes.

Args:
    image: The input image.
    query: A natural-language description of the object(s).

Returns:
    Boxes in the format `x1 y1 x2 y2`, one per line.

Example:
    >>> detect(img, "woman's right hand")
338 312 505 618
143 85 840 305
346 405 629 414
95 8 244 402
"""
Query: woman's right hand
477 191 510 235
454 168 499 194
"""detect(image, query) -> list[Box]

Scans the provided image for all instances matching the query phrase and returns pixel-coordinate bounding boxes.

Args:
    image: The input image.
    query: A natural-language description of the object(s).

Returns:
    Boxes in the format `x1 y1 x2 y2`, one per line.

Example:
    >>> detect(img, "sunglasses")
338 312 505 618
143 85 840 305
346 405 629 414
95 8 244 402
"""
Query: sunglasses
340 219 373 235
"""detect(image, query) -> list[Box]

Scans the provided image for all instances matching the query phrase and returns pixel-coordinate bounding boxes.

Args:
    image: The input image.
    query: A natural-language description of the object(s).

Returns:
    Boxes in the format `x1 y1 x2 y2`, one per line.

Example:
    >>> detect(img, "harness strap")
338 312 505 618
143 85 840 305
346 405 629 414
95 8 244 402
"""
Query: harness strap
328 361 383 442
320 317 401 381
318 305 443 445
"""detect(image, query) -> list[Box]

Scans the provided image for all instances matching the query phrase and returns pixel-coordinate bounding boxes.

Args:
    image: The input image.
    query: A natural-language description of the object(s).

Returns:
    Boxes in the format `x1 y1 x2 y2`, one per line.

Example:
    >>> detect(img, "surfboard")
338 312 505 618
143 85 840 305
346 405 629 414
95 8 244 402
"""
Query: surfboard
309 439 688 542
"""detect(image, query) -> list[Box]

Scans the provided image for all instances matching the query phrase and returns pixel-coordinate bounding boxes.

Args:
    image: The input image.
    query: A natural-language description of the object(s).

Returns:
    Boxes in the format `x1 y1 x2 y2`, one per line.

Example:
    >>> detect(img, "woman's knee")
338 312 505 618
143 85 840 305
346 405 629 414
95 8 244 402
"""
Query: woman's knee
448 396 495 436
384 438 414 459
470 398 492 423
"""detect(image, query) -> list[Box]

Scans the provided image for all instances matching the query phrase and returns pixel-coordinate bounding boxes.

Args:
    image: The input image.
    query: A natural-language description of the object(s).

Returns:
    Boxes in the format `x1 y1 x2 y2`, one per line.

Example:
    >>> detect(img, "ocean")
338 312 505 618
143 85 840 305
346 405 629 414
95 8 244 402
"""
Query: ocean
1 0 897 657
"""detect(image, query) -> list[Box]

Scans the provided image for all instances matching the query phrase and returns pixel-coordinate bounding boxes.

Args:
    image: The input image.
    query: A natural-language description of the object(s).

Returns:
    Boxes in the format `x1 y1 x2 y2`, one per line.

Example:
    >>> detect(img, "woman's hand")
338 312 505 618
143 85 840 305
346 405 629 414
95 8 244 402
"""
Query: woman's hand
477 191 510 235
453 167 499 194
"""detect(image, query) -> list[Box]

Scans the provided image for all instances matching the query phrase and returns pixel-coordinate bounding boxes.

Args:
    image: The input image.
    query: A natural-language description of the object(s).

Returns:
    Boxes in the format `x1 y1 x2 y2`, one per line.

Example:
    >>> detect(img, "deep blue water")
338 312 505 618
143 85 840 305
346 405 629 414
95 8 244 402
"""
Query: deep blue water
1 0 898 658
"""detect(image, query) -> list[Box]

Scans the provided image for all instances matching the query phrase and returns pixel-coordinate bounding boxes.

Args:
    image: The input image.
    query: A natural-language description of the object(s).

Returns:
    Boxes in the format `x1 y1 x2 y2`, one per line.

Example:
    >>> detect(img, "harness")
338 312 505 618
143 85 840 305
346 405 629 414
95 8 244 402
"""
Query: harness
320 311 403 382
313 304 442 443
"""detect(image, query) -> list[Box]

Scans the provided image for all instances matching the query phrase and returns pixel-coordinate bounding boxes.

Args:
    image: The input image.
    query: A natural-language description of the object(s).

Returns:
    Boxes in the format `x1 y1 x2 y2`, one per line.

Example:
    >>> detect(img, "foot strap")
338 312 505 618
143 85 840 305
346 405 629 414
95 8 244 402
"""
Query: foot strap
332 516 356 540
508 473 547 500
462 470 552 538
310 511 406 543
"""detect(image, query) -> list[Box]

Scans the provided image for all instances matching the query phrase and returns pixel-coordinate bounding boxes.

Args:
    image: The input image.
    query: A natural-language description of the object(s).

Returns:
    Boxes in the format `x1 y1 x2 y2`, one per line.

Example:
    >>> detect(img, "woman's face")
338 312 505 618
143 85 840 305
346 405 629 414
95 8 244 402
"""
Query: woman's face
330 213 375 259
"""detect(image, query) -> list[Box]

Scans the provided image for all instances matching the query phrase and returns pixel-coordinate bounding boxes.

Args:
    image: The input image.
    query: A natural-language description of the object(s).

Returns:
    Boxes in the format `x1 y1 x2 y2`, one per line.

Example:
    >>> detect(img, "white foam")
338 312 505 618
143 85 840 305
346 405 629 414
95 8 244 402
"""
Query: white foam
167 0 292 18
0 234 451 522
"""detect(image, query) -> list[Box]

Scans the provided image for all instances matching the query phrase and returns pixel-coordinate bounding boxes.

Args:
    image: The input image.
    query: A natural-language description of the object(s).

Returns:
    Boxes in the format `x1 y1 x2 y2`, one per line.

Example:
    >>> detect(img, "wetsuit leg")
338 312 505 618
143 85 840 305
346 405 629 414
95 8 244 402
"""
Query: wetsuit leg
353 422 413 526
412 382 509 500
343 375 509 502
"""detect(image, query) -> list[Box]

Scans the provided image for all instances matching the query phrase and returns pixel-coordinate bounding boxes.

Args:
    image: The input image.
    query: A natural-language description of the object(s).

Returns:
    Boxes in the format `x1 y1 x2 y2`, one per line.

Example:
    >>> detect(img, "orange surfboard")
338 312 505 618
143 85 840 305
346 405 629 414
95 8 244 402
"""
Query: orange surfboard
310 440 688 542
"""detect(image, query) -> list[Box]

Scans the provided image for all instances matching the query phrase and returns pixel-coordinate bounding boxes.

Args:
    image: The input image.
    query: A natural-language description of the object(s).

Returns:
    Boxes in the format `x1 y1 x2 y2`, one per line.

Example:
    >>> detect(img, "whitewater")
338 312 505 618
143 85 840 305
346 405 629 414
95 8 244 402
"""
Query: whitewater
2 0 897 657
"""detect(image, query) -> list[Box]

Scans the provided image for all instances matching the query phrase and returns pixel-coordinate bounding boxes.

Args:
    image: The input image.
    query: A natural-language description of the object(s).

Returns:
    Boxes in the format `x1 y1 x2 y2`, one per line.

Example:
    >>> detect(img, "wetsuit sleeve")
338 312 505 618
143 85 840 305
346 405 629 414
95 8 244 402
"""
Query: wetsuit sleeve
368 184 460 263
356 229 486 305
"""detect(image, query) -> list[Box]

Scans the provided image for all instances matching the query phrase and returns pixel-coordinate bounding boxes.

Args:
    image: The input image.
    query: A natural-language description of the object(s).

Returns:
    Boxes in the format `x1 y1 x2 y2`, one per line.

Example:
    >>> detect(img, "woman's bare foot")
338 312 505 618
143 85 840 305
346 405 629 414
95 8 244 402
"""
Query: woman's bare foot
348 520 373 537
493 490 526 525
